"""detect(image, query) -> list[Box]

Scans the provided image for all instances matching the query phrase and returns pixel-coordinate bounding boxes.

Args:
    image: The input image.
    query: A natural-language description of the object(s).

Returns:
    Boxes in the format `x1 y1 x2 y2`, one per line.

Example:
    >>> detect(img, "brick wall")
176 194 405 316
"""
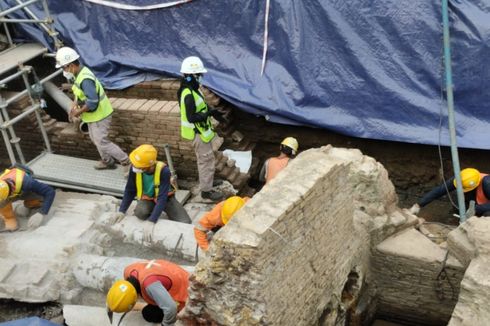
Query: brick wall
181 146 417 325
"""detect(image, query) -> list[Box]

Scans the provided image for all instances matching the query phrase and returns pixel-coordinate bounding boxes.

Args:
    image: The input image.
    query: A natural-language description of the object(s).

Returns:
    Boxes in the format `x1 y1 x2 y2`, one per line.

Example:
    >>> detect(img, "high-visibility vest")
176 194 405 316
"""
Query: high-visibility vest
72 66 113 123
135 161 172 200
179 87 215 143
265 157 290 184
476 174 490 205
124 260 189 309
0 168 25 199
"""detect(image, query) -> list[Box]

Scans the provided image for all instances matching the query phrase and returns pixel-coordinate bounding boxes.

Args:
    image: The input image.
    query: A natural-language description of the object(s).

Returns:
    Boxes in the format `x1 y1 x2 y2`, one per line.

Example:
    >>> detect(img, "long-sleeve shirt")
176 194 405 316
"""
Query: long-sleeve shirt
145 281 178 326
183 90 209 123
194 201 225 250
21 175 55 215
418 176 490 215
119 166 171 223
78 77 98 111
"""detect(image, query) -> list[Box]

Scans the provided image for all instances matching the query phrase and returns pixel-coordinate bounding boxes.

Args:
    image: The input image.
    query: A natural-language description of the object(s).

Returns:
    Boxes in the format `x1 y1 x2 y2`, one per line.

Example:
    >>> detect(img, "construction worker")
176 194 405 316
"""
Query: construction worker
409 168 490 217
194 196 248 251
259 137 299 185
111 145 191 242
55 46 130 171
178 56 225 202
106 259 189 325
0 165 55 231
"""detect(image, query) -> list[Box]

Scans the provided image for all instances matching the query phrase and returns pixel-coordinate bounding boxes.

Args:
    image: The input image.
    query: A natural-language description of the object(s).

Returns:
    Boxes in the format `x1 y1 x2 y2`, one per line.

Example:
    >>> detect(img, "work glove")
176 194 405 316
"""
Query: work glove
409 204 420 215
110 211 126 224
14 205 31 218
209 108 226 123
143 220 155 243
27 212 44 229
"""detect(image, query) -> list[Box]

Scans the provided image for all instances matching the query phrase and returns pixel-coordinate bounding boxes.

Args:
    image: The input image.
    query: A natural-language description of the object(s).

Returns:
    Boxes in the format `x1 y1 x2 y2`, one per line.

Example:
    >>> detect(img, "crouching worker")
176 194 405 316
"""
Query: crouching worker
0 165 55 231
194 196 248 251
110 144 191 242
107 259 189 326
259 137 299 185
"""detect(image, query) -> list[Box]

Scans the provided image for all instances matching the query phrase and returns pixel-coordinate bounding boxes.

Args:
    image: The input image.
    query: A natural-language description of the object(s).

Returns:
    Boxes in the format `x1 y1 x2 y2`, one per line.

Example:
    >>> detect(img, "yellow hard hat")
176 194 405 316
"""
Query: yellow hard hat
454 168 481 192
129 144 157 168
221 196 246 225
106 280 137 313
281 137 299 155
0 180 9 201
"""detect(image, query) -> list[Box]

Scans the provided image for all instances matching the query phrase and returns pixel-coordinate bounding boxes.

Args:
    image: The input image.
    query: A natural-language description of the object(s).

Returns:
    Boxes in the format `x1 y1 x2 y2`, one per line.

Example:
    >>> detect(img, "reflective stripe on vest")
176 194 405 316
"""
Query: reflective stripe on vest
265 157 290 184
123 260 189 307
179 87 215 143
476 173 489 205
72 66 113 123
135 162 166 200
0 168 25 198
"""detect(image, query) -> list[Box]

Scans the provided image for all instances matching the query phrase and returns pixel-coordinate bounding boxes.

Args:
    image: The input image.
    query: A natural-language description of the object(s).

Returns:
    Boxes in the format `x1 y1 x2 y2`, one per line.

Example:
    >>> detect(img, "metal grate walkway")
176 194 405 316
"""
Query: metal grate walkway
28 153 127 196
0 43 47 76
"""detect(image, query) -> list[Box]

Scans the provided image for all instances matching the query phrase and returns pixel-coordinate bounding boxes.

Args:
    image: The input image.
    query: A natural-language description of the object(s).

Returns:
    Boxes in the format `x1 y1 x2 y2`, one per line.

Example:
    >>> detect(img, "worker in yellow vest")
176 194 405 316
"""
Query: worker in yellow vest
55 47 129 172
259 137 299 185
178 56 225 202
0 165 55 231
110 145 191 242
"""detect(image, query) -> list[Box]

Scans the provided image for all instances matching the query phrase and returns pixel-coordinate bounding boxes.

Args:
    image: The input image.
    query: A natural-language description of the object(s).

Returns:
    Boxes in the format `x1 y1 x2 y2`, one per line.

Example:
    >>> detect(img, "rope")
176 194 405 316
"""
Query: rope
435 250 457 301
82 0 192 11
260 0 271 76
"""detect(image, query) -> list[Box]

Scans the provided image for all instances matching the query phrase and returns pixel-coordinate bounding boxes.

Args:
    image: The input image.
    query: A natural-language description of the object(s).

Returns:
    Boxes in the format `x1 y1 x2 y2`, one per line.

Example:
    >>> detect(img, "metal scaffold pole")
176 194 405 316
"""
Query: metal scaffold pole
441 0 466 222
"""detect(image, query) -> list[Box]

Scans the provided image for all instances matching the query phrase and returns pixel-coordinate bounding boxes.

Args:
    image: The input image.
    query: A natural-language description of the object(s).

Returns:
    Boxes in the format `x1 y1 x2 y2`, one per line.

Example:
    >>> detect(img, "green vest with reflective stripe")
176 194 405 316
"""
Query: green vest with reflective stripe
136 161 166 200
179 88 215 143
72 66 113 123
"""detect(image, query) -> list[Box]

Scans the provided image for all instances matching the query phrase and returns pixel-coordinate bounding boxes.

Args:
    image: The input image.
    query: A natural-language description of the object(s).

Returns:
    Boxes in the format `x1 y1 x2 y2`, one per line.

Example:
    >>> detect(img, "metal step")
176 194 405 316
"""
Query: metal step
27 152 127 196
0 43 47 76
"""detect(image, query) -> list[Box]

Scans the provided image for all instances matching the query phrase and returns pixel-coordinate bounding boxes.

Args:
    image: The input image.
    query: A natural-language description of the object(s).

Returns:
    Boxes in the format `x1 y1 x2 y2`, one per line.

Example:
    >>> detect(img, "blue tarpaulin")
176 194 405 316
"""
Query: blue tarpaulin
0 317 58 326
1 0 489 149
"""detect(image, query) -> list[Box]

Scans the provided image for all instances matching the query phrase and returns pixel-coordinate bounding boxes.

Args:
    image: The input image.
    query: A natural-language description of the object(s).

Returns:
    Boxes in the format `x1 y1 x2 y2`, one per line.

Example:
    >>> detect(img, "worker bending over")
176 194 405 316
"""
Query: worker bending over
194 196 248 250
111 145 191 241
178 56 225 202
259 137 299 184
55 47 129 172
107 259 189 326
0 165 55 231
410 168 490 217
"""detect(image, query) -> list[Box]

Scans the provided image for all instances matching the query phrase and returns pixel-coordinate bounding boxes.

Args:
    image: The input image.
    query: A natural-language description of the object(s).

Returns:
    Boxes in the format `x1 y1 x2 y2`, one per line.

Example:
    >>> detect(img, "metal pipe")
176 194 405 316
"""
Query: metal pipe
164 143 178 189
0 0 40 18
0 97 16 164
0 18 50 23
5 69 62 106
442 0 466 222
2 22 13 46
43 81 71 113
0 66 31 86
2 102 40 128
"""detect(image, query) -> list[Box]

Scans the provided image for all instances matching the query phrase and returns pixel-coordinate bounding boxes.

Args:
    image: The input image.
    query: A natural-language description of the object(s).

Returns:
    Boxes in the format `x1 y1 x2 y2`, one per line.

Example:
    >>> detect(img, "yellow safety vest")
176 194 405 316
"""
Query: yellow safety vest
179 88 215 143
0 168 25 199
72 66 113 123
135 161 166 200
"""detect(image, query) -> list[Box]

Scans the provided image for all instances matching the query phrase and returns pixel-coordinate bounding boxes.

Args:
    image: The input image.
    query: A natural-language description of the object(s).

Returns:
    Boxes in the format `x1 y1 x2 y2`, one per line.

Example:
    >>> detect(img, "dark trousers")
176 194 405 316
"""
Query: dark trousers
134 196 191 224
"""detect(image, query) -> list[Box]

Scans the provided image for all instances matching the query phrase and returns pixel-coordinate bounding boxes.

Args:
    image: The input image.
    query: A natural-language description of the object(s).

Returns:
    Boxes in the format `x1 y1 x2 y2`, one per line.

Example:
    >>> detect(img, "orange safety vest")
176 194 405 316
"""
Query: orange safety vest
0 168 25 199
265 156 290 184
124 260 189 310
476 174 489 205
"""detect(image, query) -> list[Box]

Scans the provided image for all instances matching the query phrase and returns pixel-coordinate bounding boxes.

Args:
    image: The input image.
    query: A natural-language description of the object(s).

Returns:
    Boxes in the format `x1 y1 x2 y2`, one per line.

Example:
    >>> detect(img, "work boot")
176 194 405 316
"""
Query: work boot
0 203 18 232
212 179 224 187
94 159 117 170
201 190 224 202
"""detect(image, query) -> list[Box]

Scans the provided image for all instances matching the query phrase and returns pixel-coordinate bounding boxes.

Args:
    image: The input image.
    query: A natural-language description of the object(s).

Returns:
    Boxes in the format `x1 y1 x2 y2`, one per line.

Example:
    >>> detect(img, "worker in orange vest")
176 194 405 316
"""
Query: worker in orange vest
194 196 249 251
409 168 490 217
259 137 299 185
106 259 189 325
110 144 191 242
0 165 55 231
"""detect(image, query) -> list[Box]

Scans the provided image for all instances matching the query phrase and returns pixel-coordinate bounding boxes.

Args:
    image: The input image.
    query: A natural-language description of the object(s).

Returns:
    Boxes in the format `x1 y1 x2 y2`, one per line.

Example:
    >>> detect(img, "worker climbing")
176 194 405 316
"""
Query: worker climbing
0 164 55 231
178 56 226 202
106 259 189 326
194 195 249 251
110 144 191 242
259 137 299 185
55 46 130 172
409 168 490 217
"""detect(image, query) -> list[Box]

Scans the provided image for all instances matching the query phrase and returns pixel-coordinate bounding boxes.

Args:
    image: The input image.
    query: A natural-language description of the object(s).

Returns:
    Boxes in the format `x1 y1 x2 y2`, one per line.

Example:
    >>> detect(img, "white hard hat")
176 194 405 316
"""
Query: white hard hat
180 56 207 74
281 137 299 155
55 47 80 68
